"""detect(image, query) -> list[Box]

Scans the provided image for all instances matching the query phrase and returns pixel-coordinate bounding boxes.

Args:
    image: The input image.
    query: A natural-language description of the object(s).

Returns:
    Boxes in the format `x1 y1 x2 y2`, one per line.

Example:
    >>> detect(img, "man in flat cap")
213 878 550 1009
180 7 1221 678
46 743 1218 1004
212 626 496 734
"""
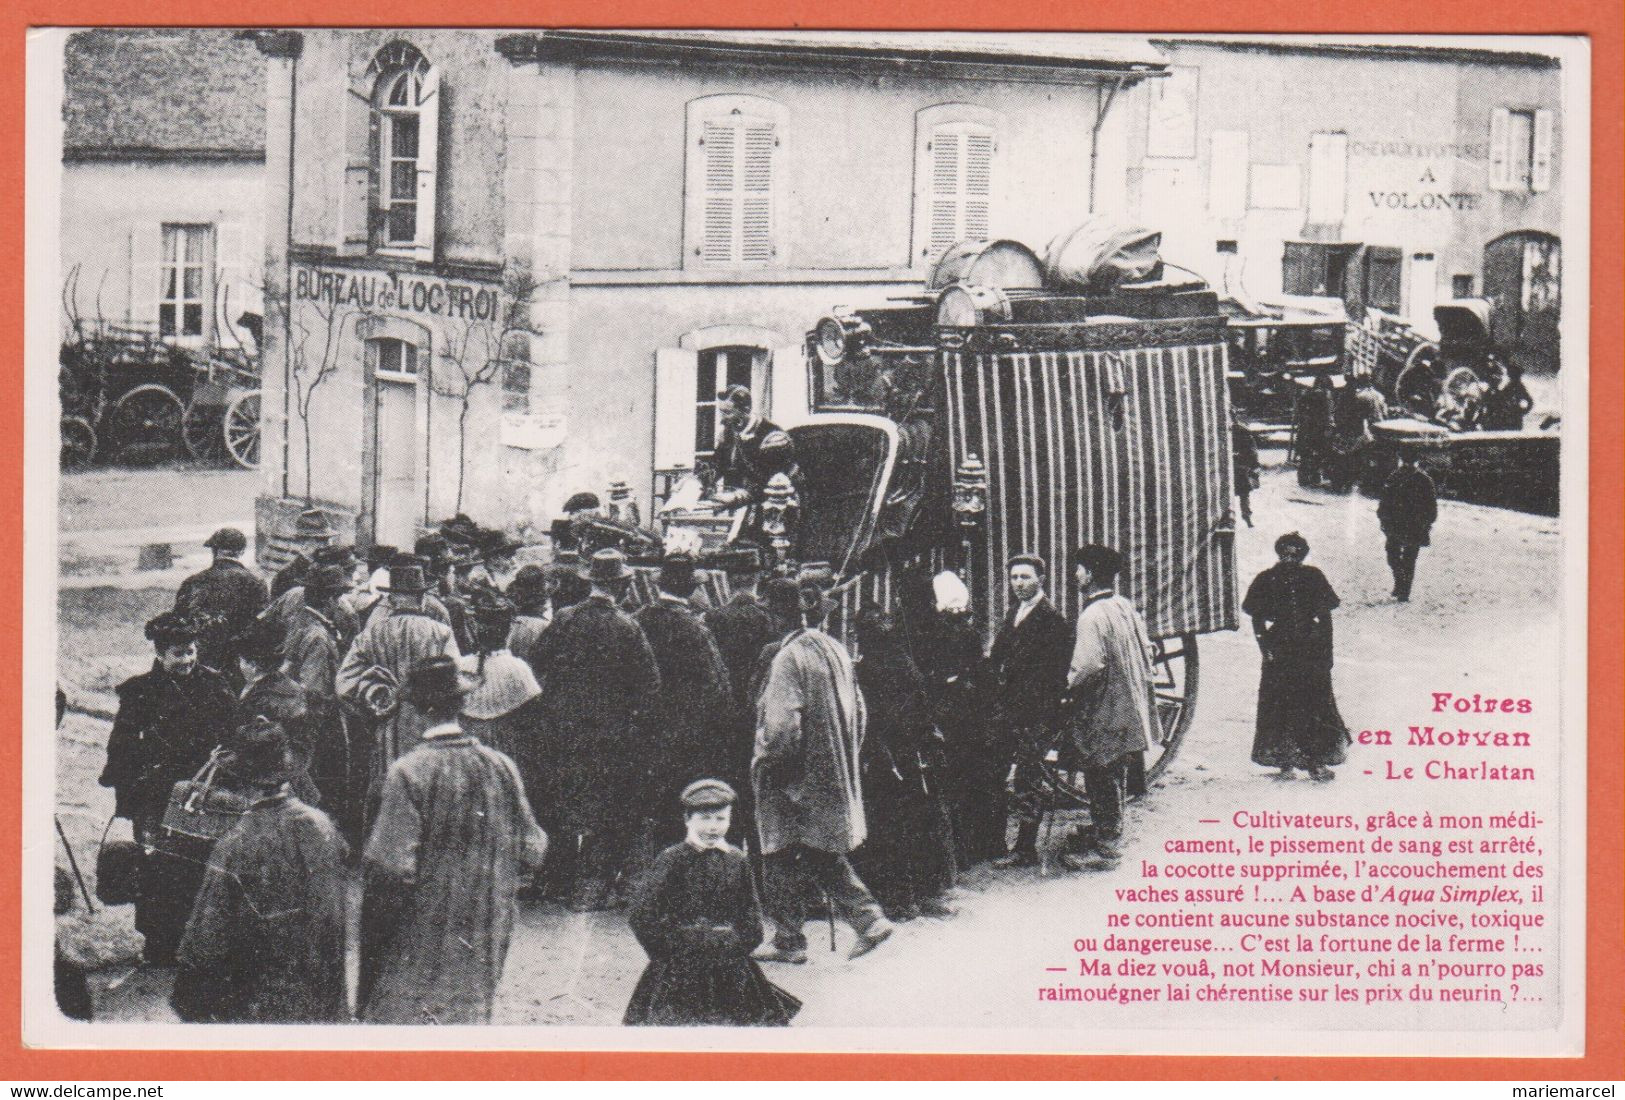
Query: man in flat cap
175 526 268 677
986 554 1072 869
337 558 460 782
634 554 733 849
753 579 895 963
1056 545 1156 873
99 612 236 964
526 548 661 911
359 657 546 1025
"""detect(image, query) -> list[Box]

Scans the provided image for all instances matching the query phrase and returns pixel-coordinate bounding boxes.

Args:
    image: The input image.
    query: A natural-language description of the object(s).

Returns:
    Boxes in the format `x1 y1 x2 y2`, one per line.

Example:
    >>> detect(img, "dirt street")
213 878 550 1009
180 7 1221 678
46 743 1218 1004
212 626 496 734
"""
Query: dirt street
54 459 1563 1031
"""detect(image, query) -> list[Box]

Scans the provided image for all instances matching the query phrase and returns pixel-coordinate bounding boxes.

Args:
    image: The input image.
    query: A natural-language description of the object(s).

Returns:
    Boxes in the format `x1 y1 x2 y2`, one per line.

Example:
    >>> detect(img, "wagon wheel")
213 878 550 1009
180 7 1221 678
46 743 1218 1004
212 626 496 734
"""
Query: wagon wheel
1393 342 1442 417
223 390 261 470
59 416 97 470
1036 633 1199 810
181 396 226 462
107 383 184 463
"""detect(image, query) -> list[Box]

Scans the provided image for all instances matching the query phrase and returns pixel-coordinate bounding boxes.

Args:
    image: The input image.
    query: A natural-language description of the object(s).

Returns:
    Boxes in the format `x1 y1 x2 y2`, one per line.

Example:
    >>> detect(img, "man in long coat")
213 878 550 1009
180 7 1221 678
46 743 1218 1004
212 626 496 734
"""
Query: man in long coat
260 545 362 655
986 554 1072 868
525 548 660 911
703 554 779 846
336 559 459 774
98 612 236 964
1377 453 1439 602
1056 545 1156 872
175 527 268 676
752 581 894 964
360 657 547 1024
171 719 349 1023
634 555 732 846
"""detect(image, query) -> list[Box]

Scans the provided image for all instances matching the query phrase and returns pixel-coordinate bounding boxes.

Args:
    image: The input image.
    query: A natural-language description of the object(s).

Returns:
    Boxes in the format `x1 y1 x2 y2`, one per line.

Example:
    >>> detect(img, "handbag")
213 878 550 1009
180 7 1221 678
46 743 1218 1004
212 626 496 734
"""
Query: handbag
159 750 250 851
94 815 142 906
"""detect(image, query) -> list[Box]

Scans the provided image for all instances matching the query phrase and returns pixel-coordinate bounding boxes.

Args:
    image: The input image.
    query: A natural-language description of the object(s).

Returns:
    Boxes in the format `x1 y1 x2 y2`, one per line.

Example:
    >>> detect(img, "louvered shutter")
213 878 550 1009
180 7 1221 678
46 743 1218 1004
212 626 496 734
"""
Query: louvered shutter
339 86 372 256
921 122 995 264
411 67 441 261
770 341 809 427
1488 108 1513 191
1530 108 1555 193
698 112 778 266
129 223 162 327
654 347 700 470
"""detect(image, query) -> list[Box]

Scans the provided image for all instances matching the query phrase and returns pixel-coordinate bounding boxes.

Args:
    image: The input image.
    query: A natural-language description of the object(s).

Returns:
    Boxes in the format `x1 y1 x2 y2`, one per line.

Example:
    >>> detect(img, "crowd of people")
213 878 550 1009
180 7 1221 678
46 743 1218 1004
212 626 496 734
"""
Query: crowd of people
84 482 1232 1027
80 439 1422 1028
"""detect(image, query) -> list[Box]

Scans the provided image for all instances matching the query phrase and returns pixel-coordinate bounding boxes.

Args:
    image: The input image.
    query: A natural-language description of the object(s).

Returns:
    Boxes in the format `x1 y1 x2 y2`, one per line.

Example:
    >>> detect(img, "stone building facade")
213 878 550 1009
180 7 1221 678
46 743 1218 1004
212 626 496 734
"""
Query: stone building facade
249 29 1167 547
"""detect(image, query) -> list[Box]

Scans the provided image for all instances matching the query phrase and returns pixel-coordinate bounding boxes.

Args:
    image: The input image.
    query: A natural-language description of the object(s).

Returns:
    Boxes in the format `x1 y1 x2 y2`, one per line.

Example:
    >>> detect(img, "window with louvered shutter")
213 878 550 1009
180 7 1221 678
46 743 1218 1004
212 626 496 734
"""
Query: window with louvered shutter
687 96 787 269
912 106 1002 269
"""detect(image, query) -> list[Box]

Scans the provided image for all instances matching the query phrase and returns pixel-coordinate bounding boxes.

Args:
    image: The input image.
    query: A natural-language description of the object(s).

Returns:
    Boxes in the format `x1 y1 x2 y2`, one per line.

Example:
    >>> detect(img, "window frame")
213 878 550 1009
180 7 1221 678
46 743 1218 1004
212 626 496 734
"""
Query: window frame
158 223 213 344
354 42 441 263
910 103 1004 271
683 94 791 271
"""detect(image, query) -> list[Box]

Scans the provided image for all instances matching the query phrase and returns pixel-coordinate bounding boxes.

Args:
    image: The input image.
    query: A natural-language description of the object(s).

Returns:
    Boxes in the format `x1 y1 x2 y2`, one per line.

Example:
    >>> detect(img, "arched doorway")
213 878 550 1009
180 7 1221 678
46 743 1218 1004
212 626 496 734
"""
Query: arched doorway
1483 231 1560 375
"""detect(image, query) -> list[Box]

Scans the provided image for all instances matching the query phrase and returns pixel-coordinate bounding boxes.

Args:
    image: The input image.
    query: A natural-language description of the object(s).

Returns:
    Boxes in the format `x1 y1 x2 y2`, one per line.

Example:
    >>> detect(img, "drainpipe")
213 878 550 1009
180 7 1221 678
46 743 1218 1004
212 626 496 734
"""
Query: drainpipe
1088 75 1127 214
247 30 302 503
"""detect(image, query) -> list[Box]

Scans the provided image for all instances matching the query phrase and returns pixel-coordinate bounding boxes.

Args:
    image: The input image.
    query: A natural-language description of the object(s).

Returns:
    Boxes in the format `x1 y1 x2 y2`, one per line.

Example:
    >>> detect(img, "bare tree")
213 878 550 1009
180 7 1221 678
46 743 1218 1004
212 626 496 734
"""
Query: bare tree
289 297 358 503
429 273 542 513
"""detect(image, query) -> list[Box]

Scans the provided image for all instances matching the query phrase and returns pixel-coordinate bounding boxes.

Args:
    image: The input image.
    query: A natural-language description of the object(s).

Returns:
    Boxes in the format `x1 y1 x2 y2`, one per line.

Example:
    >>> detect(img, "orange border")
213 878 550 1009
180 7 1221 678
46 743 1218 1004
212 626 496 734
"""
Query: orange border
6 0 1620 1081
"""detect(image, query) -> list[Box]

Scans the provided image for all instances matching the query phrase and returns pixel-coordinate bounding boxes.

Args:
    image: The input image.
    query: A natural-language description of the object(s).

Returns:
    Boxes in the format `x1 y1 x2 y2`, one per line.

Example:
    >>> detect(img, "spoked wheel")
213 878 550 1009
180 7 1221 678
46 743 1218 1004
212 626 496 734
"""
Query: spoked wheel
1394 343 1442 417
182 397 226 462
1034 633 1200 809
223 390 261 470
108 383 184 463
60 416 97 470
1146 633 1199 784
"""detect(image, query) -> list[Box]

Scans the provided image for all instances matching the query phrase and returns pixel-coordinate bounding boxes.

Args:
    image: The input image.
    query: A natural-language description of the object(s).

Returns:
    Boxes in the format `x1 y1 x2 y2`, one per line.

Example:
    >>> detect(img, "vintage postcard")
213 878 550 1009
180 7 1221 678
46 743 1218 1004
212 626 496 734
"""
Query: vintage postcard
22 26 1591 1057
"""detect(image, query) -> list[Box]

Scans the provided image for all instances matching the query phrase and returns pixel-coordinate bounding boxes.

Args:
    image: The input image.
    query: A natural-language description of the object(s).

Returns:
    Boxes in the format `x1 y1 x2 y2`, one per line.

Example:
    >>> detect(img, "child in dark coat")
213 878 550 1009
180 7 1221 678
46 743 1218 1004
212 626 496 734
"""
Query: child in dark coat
624 779 800 1026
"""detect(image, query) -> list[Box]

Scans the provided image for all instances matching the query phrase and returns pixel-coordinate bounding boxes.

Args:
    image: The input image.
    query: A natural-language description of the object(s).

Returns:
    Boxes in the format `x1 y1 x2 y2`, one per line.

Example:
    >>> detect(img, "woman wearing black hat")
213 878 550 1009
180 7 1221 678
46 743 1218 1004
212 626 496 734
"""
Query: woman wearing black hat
1242 533 1349 782
98 612 236 964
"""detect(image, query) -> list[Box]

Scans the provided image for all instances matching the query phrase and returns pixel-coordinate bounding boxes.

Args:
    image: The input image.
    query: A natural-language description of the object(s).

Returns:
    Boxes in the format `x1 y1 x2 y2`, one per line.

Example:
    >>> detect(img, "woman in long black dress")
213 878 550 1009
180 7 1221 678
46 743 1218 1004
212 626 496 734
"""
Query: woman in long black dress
624 780 799 1027
1242 532 1349 782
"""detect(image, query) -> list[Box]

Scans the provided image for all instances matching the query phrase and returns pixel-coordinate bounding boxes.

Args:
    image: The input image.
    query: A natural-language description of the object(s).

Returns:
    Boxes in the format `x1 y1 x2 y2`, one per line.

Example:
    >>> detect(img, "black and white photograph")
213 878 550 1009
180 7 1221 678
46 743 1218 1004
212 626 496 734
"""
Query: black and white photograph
26 27 1587 1052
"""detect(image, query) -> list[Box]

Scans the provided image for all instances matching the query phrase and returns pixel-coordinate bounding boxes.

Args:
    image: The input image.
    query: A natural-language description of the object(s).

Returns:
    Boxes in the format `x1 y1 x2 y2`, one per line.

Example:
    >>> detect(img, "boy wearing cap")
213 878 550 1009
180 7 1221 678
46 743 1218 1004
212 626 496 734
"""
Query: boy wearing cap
99 612 236 964
172 719 349 1023
1056 545 1156 873
624 779 800 1026
175 526 269 675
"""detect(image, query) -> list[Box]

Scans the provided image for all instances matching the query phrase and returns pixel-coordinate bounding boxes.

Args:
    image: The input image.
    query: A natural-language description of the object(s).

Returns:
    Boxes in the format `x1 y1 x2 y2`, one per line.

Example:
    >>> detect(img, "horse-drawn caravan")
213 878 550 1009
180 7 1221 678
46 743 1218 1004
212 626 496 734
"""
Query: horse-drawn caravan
641 226 1242 787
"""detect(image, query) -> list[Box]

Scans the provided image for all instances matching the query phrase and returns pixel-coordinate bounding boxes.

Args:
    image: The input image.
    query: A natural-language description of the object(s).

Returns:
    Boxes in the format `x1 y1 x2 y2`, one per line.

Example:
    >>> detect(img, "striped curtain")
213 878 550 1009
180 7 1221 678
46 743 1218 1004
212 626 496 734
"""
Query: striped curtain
942 345 1238 641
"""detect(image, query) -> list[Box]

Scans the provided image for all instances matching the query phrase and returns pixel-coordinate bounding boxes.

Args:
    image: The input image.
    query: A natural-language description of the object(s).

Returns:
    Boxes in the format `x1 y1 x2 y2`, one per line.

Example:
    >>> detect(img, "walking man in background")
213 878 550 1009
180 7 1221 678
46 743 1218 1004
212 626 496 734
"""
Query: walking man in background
752 581 895 964
1377 452 1439 603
